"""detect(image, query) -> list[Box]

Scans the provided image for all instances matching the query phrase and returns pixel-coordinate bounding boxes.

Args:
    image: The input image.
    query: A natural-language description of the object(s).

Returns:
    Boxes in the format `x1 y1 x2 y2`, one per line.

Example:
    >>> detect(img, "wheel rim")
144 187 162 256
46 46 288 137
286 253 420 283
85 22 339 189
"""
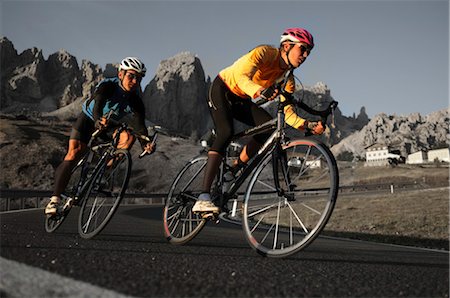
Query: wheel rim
243 139 338 257
78 150 131 238
163 156 208 244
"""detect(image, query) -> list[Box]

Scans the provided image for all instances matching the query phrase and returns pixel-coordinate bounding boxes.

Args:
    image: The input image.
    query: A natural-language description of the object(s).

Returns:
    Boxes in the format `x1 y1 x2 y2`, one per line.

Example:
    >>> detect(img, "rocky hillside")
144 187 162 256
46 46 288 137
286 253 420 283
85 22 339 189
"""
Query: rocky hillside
331 109 450 159
1 37 103 114
1 36 368 143
0 113 202 192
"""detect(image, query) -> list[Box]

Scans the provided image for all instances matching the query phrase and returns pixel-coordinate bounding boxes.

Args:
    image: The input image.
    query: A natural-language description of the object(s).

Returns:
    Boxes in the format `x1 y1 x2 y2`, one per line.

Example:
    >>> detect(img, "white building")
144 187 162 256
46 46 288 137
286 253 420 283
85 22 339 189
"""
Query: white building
365 143 402 167
428 148 450 163
406 148 449 164
406 151 427 164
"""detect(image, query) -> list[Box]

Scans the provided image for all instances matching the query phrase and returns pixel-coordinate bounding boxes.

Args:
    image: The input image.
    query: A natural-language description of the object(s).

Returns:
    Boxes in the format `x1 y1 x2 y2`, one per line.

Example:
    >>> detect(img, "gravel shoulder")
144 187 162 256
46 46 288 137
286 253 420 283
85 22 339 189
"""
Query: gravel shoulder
325 187 449 250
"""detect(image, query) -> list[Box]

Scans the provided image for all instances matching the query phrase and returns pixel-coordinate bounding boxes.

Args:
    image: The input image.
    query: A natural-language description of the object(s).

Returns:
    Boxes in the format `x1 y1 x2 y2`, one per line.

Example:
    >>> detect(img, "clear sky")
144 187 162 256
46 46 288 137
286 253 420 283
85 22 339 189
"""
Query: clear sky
1 0 449 118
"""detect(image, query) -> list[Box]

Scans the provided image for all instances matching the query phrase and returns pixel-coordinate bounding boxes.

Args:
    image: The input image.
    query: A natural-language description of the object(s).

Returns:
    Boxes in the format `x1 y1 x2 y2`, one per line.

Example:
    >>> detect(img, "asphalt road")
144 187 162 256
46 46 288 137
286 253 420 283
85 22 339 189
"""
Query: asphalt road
1 206 448 297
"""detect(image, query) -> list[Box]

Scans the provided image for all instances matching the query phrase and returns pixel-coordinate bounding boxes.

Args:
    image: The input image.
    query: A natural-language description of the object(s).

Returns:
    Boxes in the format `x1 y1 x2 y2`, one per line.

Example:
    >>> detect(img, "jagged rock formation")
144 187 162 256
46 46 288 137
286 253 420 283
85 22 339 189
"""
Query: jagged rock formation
1 37 104 115
142 52 212 138
1 37 371 142
331 108 450 160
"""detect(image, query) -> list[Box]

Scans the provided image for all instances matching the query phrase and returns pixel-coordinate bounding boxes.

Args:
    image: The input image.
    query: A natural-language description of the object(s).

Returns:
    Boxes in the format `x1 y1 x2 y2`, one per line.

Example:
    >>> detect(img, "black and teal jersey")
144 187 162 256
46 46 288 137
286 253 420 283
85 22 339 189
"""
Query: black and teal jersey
82 78 148 136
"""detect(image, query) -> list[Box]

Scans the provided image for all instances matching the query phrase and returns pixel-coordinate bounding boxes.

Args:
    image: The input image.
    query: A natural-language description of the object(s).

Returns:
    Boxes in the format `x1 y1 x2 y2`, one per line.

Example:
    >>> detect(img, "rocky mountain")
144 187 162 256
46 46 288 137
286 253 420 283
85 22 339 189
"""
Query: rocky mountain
142 52 212 138
331 108 450 160
1 37 104 115
1 36 368 143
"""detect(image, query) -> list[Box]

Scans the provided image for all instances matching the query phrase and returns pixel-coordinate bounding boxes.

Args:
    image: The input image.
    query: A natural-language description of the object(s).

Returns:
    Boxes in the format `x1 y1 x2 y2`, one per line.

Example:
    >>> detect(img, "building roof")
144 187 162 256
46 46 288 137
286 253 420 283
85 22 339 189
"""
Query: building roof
364 143 388 150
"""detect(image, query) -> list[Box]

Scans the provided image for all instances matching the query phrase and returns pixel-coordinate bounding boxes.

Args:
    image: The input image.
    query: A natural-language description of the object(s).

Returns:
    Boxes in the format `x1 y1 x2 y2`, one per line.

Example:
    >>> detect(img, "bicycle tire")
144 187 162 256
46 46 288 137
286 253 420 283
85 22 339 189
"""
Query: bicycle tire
78 149 131 239
163 155 208 245
45 160 85 233
242 138 339 258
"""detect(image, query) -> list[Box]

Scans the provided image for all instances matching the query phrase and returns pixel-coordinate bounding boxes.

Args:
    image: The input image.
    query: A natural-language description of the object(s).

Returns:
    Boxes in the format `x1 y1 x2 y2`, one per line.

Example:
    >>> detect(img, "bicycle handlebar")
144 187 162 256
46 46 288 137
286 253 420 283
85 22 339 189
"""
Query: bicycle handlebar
90 113 159 158
297 99 339 123
254 68 339 124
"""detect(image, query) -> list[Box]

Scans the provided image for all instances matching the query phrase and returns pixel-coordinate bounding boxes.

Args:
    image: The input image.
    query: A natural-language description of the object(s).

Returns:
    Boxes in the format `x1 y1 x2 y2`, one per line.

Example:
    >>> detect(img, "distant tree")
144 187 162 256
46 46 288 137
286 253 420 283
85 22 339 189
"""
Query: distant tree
433 157 442 167
337 151 354 162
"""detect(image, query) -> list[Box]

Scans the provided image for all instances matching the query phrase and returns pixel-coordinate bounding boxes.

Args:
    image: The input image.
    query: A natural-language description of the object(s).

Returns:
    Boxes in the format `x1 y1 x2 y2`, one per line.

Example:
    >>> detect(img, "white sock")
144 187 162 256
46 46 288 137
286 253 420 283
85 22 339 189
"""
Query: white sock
198 193 211 201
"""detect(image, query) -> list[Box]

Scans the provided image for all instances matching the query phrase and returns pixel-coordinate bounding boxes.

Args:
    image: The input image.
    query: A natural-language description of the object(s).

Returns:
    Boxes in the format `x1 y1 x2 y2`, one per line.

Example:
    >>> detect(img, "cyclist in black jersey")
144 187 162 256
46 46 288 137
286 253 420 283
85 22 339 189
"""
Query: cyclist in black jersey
45 57 154 215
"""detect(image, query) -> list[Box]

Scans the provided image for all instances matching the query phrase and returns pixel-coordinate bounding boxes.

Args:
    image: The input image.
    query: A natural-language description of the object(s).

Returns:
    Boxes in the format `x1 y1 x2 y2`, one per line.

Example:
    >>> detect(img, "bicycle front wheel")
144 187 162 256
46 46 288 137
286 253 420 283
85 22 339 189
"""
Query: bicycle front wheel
242 139 339 257
163 155 208 245
78 149 131 239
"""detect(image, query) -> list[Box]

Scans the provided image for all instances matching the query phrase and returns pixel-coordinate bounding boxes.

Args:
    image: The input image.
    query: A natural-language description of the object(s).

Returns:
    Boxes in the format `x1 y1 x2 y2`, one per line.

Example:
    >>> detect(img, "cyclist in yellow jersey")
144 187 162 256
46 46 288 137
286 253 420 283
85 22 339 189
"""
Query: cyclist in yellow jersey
193 28 324 213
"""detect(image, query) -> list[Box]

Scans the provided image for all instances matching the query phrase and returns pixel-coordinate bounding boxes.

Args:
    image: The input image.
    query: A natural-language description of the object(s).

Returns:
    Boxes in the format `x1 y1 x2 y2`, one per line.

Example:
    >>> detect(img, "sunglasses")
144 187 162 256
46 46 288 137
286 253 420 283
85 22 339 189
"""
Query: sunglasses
291 43 312 54
125 72 142 82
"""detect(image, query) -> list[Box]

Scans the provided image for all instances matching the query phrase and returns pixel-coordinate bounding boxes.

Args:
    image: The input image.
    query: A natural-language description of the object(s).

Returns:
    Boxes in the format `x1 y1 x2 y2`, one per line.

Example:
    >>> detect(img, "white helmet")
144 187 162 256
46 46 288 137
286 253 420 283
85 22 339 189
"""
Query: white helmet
119 57 146 77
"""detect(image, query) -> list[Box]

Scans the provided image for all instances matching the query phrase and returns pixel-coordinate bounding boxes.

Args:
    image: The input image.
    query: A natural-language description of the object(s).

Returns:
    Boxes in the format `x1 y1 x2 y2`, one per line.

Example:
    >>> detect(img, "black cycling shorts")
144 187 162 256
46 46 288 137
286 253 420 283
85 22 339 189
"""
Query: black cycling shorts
70 112 95 144
208 76 273 155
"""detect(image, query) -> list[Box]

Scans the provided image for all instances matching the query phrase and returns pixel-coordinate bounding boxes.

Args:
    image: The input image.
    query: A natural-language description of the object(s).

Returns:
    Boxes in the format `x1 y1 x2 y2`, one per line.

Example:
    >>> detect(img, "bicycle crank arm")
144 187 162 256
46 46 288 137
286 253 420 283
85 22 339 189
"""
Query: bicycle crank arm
200 212 220 223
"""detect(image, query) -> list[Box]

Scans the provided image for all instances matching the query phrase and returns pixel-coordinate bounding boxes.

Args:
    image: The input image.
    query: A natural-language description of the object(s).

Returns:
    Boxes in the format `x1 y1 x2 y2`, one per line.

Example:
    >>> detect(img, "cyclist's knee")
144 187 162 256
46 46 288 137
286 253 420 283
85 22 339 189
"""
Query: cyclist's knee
64 140 86 161
208 150 223 157
114 130 135 150
64 150 81 161
211 129 233 155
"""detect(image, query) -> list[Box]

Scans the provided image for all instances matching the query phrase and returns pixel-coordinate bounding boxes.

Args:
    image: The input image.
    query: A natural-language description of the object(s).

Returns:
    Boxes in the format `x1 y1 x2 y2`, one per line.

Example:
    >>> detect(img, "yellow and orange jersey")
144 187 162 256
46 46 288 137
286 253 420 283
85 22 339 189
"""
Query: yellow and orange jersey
219 45 307 129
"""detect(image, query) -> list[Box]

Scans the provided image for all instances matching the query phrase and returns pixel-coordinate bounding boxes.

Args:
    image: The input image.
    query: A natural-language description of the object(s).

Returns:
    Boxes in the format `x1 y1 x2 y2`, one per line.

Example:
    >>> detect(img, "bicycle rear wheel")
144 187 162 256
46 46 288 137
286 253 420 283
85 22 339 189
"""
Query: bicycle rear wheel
242 139 339 257
45 160 85 233
78 149 131 239
163 155 208 245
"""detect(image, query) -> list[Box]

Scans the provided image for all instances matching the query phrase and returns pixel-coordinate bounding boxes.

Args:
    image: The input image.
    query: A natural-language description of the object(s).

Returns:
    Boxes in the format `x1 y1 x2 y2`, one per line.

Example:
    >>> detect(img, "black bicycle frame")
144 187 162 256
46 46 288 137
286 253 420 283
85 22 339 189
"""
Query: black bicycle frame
71 140 113 200
217 100 289 207
213 75 338 208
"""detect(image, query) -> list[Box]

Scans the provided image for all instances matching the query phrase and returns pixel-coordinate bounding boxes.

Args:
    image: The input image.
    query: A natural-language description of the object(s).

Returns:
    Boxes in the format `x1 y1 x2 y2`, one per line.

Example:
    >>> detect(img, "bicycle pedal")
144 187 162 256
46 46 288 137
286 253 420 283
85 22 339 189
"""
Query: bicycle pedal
63 198 74 211
201 212 219 220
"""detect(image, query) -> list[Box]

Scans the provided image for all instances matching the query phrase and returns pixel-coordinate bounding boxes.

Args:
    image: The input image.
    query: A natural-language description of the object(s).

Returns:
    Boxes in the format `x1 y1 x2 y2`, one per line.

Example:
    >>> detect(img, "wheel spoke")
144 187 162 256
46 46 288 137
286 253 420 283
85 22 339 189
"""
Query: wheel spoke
286 201 309 233
273 200 281 249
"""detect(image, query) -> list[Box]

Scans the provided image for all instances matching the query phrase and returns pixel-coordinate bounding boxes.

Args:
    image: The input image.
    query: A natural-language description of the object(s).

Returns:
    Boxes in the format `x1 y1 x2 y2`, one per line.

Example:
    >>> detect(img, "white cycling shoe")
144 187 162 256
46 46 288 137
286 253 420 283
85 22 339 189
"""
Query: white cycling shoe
192 194 219 213
45 196 62 215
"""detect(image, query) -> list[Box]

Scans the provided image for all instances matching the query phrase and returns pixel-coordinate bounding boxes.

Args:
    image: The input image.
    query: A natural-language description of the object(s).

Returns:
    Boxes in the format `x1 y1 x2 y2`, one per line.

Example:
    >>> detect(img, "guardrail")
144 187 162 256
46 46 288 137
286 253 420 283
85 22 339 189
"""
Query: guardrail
2 182 429 212
0 189 166 212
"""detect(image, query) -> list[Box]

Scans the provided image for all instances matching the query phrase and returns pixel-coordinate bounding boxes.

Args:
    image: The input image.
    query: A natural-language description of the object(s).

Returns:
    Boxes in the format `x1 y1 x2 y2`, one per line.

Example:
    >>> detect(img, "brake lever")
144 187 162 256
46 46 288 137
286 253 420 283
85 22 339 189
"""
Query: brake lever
138 133 158 159
321 100 339 122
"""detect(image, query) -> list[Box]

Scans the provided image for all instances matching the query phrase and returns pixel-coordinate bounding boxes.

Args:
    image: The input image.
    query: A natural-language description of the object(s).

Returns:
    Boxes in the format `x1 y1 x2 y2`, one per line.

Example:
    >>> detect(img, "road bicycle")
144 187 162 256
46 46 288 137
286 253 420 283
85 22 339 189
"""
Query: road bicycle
45 117 157 239
163 76 339 258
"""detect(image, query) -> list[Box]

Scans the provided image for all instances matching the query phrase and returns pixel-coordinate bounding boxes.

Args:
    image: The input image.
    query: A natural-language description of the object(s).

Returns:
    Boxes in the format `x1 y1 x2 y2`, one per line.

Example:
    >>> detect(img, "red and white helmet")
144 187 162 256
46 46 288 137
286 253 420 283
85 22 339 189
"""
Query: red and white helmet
119 57 146 77
280 28 314 48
